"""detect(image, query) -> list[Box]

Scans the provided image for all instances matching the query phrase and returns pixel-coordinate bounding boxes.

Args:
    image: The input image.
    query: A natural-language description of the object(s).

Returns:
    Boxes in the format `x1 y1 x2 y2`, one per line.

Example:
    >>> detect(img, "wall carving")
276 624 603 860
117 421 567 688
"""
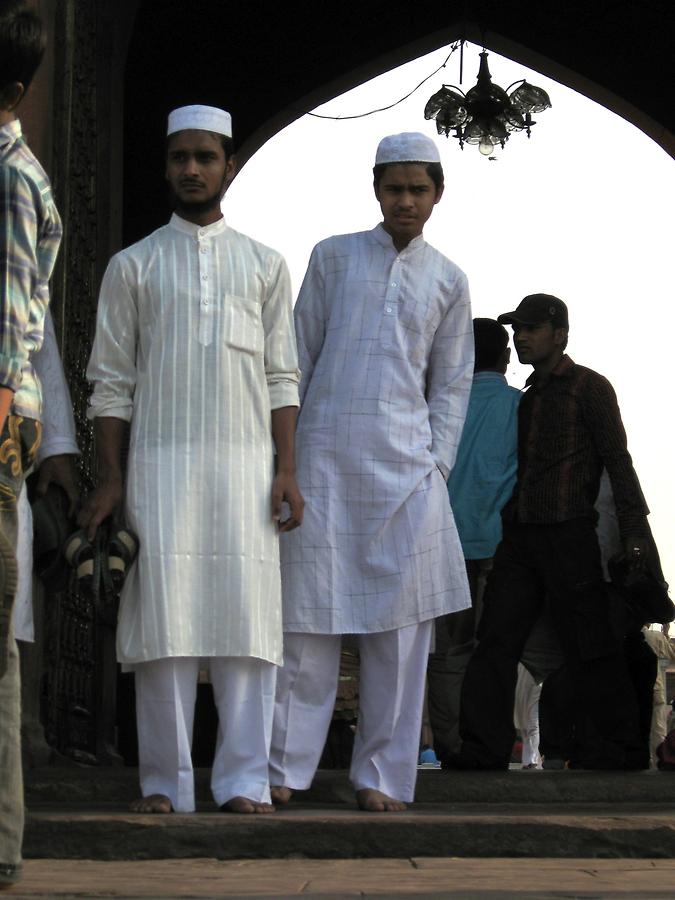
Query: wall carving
44 0 99 761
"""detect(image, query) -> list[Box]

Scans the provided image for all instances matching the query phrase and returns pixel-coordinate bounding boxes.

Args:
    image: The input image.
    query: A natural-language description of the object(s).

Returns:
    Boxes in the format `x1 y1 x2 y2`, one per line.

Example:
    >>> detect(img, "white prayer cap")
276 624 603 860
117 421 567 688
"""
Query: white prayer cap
167 105 232 138
375 132 440 165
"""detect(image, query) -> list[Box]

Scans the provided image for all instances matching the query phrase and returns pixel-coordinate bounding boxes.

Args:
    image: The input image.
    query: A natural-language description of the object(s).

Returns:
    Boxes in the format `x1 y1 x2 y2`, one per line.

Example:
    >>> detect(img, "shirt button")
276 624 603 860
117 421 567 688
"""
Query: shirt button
201 274 208 281
203 299 209 306
391 282 397 287
200 246 208 254
386 306 393 313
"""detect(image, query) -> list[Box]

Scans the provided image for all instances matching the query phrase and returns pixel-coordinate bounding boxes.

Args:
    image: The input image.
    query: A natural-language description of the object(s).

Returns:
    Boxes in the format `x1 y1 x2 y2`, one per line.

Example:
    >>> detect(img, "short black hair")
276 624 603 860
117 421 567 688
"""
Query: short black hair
372 161 444 192
217 133 234 158
473 318 509 370
0 0 45 93
166 130 234 159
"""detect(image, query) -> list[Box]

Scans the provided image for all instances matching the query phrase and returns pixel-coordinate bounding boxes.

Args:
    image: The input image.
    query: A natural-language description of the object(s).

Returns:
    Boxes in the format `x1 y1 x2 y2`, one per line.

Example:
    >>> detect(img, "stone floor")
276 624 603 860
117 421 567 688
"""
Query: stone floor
7 857 675 898
22 768 675 862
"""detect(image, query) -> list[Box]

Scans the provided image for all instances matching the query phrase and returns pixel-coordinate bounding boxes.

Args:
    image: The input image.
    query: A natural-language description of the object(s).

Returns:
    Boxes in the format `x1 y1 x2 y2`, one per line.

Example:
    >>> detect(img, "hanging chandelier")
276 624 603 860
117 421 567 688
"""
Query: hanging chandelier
424 50 552 156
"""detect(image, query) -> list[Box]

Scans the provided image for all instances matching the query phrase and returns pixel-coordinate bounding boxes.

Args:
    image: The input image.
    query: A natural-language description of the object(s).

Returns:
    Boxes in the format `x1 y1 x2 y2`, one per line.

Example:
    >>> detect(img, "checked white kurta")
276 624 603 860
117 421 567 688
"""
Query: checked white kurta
87 214 300 665
281 224 473 634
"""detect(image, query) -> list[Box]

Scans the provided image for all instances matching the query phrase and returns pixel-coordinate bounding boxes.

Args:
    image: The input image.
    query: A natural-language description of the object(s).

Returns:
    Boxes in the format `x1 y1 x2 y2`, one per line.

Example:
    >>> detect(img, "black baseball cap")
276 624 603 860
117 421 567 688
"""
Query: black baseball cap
498 294 569 329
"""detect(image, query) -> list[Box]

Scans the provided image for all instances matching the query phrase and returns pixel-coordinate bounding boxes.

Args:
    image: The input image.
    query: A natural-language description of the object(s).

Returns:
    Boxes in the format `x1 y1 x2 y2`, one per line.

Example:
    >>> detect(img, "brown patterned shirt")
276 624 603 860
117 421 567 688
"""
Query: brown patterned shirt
502 355 648 539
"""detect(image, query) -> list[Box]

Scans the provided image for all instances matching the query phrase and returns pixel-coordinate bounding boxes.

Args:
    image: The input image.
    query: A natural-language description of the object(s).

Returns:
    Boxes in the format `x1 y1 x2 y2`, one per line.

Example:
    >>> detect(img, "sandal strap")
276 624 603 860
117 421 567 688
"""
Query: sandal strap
114 529 138 558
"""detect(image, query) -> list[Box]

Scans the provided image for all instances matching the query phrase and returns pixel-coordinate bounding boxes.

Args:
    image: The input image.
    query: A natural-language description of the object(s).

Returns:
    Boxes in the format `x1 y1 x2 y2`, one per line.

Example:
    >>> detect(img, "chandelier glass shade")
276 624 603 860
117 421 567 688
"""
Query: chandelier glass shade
424 51 551 155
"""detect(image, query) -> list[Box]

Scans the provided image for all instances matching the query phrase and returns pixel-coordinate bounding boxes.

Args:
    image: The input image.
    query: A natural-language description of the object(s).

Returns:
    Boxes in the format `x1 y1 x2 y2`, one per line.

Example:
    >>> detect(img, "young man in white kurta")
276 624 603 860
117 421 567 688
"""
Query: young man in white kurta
84 106 302 814
270 133 473 811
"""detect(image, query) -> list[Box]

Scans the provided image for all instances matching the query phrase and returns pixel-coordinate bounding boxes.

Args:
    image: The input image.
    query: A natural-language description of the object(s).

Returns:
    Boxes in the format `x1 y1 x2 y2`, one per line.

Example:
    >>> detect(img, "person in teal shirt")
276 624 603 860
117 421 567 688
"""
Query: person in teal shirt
428 318 521 759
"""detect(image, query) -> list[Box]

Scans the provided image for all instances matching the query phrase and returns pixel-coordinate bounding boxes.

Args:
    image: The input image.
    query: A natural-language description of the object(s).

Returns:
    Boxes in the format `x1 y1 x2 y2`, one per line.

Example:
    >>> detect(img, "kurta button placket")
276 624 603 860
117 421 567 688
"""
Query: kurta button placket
197 237 213 345
381 256 402 350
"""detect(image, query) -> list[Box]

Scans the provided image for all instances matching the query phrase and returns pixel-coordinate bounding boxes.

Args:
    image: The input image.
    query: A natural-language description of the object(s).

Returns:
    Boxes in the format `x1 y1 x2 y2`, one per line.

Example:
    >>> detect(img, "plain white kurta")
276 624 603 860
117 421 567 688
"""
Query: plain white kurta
87 214 300 665
281 225 473 634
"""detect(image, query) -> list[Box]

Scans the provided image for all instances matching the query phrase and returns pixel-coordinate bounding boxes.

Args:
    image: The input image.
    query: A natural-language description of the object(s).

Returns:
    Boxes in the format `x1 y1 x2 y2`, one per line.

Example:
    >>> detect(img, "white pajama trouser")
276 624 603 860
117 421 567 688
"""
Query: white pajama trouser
134 656 276 812
514 663 542 768
269 621 433 803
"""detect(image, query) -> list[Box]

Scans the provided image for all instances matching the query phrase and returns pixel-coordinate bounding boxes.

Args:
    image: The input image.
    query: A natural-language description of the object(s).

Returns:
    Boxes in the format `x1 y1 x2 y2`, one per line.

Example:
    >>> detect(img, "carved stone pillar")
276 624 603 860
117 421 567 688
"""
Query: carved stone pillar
32 0 138 762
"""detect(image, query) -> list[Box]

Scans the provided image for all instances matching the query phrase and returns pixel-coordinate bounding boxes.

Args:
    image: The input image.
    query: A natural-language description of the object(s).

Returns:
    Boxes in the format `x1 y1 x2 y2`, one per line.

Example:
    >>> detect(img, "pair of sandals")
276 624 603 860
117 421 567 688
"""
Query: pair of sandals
64 519 138 608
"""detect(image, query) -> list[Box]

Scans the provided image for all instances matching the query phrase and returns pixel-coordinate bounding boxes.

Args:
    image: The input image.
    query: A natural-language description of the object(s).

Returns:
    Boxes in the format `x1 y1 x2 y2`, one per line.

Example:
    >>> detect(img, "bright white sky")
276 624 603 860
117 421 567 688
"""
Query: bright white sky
225 41 675 588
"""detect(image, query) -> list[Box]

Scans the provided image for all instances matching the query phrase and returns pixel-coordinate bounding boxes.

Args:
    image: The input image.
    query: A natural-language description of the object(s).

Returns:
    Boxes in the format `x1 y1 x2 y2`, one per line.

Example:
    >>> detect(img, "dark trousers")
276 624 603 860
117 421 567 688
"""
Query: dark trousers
459 519 643 769
538 629 655 767
427 558 492 757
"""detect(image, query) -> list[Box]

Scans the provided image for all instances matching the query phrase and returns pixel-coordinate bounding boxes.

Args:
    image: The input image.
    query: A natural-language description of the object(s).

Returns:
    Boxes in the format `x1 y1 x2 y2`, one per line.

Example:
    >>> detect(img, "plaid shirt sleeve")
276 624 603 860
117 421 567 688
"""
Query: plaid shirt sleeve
0 163 38 393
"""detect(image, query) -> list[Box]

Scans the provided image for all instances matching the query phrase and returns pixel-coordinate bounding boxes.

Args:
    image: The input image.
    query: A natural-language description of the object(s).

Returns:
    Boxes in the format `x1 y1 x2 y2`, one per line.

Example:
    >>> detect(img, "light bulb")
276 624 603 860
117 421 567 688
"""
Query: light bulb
479 136 494 156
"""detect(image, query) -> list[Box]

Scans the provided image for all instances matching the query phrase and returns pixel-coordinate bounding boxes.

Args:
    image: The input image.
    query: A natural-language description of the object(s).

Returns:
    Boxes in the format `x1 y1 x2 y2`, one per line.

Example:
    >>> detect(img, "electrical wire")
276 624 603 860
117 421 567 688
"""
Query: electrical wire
306 42 461 121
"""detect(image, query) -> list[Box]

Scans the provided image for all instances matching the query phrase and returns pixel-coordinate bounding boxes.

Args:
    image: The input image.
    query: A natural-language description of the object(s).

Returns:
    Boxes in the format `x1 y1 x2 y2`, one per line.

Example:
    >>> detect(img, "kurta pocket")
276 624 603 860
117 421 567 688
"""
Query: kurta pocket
223 294 264 354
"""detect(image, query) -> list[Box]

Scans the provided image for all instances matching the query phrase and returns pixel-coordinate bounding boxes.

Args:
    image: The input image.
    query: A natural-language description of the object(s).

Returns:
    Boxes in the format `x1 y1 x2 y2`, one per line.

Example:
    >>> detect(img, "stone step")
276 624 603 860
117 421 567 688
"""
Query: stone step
23 767 675 862
23 803 675 861
24 766 675 806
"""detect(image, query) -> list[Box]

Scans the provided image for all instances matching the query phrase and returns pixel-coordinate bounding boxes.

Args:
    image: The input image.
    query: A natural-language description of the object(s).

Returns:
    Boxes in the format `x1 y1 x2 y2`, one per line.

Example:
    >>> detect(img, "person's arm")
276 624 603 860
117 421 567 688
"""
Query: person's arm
31 309 80 513
77 416 127 540
0 388 12 433
291 244 328 406
584 373 649 566
78 253 139 538
0 166 37 431
490 390 521 510
261 252 303 530
85 254 139 425
426 270 473 479
271 405 303 531
36 455 79 514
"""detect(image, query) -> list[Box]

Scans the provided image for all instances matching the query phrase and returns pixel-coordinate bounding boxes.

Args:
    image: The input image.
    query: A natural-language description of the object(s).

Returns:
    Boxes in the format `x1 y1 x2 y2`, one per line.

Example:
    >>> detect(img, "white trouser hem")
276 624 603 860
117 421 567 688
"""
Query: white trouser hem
271 622 432 802
136 655 275 811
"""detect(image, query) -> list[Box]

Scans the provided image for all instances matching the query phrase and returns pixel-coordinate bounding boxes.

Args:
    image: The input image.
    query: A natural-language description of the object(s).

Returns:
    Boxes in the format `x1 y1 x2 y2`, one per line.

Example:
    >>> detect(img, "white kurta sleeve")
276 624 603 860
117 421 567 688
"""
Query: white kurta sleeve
32 309 80 464
293 245 327 405
262 252 300 410
426 271 473 479
86 255 139 422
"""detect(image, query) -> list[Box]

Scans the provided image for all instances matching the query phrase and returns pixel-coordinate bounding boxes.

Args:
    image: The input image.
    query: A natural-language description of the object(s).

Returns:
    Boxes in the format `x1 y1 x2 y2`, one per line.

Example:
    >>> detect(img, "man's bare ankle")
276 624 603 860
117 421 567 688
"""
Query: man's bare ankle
270 785 293 804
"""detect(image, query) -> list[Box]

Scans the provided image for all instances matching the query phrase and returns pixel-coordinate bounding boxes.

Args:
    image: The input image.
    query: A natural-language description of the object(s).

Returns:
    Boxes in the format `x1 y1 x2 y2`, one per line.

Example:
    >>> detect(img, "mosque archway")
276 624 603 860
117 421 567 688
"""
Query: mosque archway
21 0 674 763
122 0 674 247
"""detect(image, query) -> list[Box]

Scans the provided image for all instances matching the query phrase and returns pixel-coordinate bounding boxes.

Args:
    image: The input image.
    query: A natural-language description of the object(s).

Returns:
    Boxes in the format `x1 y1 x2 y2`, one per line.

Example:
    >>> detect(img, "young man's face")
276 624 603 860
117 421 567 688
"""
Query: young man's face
512 321 567 366
374 163 443 250
166 129 235 216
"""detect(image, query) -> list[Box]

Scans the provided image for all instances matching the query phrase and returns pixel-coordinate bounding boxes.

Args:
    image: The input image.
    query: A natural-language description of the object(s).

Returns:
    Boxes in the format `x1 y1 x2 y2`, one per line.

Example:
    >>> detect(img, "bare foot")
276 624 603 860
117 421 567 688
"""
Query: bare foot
220 796 275 814
129 793 172 814
356 788 407 812
270 785 293 805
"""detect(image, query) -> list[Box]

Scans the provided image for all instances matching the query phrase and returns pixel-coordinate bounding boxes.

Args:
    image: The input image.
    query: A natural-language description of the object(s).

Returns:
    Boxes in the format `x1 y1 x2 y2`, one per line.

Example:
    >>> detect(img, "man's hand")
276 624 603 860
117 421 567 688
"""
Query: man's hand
272 470 304 533
622 535 649 573
77 475 124 541
35 454 79 517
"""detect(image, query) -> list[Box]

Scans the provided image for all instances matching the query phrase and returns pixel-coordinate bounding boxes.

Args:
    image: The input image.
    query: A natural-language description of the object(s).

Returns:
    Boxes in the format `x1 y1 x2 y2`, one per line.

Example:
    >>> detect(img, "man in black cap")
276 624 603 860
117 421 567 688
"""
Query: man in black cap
454 293 650 770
